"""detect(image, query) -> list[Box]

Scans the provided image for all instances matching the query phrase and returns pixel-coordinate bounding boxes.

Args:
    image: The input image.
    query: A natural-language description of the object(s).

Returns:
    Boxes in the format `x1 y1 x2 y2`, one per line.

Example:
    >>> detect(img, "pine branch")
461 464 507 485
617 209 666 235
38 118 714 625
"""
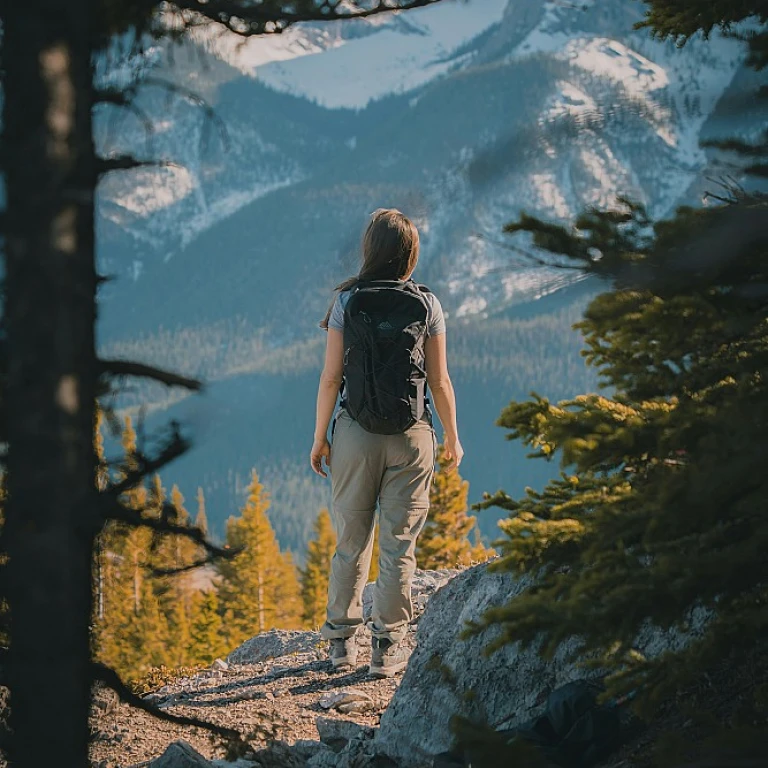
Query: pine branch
94 85 156 156
702 137 768 157
92 663 245 745
99 359 203 391
167 0 446 35
140 77 230 152
471 232 588 272
96 155 177 176
150 553 226 577
107 428 190 497
103 497 241 562
94 86 154 136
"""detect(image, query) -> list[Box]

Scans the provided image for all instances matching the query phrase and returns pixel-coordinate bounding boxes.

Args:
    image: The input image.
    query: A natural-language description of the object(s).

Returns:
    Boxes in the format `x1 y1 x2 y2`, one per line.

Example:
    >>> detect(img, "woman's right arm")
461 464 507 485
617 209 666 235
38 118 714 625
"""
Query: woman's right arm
425 332 463 471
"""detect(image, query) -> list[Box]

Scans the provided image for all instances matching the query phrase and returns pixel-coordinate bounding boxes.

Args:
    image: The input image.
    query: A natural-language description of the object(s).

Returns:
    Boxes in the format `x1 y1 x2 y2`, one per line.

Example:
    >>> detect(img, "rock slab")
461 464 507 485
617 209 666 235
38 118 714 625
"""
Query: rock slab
148 741 211 768
227 629 322 665
375 562 709 767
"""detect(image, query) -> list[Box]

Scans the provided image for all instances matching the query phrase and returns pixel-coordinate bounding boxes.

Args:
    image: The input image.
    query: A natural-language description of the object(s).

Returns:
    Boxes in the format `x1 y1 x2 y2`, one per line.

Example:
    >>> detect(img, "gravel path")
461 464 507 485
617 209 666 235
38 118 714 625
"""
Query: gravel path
90 631 410 767
90 570 460 767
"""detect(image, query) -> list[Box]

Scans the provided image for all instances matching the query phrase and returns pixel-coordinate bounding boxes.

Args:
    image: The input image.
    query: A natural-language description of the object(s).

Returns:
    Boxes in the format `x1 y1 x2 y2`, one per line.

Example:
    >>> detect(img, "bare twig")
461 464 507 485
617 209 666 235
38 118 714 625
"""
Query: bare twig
471 232 586 272
107 428 189 497
99 359 203 391
92 663 245 744
96 155 178 176
94 87 156 156
165 0 446 35
140 77 230 153
150 553 228 577
103 497 241 562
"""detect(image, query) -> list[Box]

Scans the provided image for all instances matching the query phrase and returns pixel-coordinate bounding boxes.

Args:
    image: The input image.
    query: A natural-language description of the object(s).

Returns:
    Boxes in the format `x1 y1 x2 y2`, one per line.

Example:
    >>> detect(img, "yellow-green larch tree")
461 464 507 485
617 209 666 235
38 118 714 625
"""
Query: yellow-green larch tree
417 446 492 570
300 508 336 629
195 487 208 534
216 470 301 647
275 551 303 630
95 417 152 672
189 590 227 665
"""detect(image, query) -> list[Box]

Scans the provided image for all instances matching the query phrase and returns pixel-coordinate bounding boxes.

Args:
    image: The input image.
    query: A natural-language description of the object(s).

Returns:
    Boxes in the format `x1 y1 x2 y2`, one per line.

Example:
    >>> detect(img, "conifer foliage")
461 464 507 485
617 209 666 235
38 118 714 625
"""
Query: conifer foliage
476 0 768 710
417 446 491 570
300 508 336 629
217 471 302 646
1 2 448 765
92 422 308 678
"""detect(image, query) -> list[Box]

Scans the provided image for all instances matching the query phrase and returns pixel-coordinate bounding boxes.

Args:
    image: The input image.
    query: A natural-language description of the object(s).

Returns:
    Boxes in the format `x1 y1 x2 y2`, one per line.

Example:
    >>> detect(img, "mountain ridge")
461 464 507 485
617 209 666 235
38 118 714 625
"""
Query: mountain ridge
95 0 750 553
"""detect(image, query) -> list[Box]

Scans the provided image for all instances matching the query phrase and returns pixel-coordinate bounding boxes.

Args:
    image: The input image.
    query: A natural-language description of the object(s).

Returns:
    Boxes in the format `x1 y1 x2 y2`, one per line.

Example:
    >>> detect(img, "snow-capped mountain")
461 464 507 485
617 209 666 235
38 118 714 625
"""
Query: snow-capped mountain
97 0 745 320
95 0 753 552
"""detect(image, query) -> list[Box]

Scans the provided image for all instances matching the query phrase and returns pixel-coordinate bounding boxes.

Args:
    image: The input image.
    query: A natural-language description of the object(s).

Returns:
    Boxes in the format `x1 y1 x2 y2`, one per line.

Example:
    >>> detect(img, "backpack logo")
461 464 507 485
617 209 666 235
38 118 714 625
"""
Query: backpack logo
377 320 394 330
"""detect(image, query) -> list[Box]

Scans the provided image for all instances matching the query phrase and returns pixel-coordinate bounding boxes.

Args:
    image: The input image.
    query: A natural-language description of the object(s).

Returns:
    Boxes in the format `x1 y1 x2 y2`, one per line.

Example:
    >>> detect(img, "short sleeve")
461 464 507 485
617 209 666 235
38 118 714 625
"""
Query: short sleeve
427 293 446 336
327 292 347 332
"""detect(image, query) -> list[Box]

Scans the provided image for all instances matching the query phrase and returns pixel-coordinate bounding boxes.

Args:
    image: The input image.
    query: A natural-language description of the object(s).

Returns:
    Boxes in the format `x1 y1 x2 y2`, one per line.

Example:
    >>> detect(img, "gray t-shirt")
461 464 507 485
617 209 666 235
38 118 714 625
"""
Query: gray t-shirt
327 287 446 336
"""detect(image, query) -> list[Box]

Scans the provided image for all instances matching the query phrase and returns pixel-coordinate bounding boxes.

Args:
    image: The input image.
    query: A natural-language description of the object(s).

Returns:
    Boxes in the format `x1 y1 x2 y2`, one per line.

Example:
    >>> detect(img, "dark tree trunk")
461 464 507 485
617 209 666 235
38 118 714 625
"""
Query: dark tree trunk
2 2 98 766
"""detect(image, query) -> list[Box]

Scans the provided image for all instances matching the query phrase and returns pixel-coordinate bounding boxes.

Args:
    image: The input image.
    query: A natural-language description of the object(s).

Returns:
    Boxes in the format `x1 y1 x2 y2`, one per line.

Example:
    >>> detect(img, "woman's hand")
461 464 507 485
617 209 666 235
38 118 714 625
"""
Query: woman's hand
310 437 331 478
443 435 464 473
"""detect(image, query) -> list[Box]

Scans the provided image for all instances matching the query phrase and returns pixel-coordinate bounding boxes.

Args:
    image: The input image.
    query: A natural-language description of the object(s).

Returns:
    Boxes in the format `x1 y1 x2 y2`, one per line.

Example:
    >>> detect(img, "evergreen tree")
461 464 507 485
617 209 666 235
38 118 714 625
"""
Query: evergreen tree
275 551 303 630
475 0 768 714
121 580 172 678
639 0 768 71
216 471 301 647
195 487 208 534
189 590 227 665
0 473 7 648
1 3 451 765
301 509 336 629
95 418 151 669
160 485 198 667
417 446 492 570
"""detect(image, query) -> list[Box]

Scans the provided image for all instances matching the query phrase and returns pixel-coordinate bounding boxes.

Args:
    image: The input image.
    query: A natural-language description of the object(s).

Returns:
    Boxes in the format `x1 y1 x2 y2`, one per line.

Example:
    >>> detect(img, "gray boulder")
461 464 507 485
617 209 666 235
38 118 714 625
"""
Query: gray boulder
148 741 211 768
248 740 316 768
375 562 709 767
308 737 397 768
316 717 375 752
362 568 459 623
226 629 322 665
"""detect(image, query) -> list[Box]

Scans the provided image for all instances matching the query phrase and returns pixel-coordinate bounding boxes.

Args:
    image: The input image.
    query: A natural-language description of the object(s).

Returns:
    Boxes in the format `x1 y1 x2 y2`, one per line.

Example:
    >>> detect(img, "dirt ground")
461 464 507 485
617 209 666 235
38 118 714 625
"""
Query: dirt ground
90 632 409 767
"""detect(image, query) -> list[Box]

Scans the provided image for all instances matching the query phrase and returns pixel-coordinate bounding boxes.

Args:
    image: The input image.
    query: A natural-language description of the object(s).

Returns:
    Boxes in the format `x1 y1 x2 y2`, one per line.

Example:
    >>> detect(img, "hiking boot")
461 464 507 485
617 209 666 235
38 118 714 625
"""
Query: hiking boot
328 637 358 671
369 637 410 678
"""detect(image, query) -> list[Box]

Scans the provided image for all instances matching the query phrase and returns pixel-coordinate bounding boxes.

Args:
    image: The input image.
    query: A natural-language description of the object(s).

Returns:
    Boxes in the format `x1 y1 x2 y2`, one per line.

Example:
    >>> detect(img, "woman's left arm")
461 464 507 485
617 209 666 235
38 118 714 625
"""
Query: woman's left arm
310 328 344 478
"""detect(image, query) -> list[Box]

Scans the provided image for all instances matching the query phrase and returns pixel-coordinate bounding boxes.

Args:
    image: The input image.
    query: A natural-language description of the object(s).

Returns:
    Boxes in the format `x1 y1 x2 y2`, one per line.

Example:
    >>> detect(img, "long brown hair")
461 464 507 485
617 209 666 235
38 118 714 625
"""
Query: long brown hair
320 208 420 329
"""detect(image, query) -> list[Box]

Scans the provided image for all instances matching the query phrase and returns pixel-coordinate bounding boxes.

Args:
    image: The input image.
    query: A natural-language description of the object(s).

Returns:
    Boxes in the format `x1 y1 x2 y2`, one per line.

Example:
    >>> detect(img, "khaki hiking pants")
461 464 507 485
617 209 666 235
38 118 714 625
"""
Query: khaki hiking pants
322 408 436 643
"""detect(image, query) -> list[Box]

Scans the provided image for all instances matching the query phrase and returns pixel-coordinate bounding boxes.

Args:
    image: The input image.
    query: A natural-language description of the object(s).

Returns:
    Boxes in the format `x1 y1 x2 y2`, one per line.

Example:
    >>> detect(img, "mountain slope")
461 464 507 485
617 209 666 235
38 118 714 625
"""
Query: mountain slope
96 0 750 553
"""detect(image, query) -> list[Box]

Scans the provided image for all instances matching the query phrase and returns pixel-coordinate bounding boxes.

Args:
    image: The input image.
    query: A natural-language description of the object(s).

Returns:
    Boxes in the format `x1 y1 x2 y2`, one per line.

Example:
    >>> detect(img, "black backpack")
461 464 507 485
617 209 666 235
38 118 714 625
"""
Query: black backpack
341 279 431 435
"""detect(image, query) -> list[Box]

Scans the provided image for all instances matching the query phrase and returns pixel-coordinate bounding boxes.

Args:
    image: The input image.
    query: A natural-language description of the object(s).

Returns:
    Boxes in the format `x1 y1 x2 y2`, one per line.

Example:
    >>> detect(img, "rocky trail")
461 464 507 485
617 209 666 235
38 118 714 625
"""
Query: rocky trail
90 634 402 767
90 571 456 768
88 564 727 768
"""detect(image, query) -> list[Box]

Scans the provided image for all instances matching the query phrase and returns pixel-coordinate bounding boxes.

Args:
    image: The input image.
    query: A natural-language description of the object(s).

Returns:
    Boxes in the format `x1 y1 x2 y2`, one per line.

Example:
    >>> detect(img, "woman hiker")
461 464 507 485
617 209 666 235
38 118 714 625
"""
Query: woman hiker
310 208 463 678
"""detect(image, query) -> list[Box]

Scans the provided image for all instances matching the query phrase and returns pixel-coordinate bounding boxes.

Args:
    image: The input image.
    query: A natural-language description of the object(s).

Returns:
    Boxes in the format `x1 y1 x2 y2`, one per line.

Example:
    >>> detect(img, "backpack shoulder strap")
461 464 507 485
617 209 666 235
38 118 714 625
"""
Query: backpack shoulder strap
402 280 431 313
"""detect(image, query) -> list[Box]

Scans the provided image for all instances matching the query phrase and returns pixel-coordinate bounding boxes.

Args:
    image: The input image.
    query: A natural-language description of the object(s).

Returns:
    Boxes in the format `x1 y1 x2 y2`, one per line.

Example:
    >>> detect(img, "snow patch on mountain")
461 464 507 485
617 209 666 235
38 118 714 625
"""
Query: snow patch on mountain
515 0 594 57
546 82 598 122
568 38 669 98
531 172 571 219
110 165 197 216
177 176 300 252
200 0 509 109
